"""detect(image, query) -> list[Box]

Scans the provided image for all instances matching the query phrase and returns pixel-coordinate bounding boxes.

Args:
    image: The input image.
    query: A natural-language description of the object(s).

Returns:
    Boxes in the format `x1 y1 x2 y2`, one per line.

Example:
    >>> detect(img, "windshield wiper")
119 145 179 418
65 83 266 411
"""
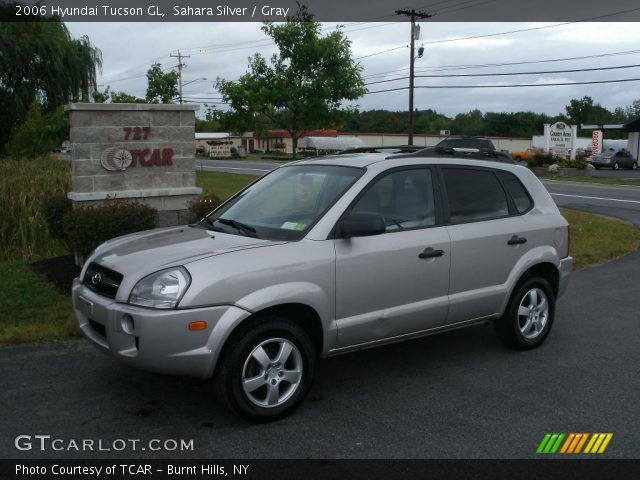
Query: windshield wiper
215 217 258 237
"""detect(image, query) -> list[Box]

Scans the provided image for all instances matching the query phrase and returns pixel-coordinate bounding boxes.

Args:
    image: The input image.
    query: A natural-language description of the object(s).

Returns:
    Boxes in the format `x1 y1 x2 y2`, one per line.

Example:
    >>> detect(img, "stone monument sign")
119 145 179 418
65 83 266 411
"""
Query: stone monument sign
66 103 202 226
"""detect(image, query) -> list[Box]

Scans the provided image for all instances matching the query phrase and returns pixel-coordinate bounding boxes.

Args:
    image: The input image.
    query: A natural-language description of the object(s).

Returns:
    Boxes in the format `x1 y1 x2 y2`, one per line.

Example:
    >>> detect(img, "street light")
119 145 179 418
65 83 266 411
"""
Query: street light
179 77 207 103
183 77 207 87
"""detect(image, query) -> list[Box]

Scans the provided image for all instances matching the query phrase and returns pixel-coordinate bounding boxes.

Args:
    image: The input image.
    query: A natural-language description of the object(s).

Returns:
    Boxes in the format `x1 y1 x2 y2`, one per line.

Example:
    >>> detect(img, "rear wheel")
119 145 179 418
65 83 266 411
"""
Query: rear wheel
494 277 555 350
215 316 316 422
594 165 601 170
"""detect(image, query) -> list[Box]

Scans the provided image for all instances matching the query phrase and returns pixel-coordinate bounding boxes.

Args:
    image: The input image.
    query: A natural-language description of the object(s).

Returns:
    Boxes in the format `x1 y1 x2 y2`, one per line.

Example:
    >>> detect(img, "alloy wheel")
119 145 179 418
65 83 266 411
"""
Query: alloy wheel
517 288 549 340
241 338 303 408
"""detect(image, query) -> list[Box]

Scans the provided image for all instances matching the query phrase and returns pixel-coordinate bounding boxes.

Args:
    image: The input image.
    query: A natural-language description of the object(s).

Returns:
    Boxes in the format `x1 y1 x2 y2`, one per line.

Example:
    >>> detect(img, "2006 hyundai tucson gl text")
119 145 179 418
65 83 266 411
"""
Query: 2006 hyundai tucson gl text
73 150 572 421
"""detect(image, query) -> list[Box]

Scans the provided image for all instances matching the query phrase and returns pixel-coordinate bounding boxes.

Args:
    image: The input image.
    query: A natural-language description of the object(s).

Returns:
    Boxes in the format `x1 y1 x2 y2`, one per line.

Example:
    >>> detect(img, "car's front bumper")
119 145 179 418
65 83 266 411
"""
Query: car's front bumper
72 279 250 379
557 256 573 298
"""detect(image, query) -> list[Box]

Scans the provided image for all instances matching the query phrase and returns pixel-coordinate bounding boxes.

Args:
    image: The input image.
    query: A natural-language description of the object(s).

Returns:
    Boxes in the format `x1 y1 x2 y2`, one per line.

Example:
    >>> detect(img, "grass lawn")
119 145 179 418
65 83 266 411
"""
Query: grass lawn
0 262 79 345
540 175 640 186
1 170 638 346
196 171 255 200
561 209 639 268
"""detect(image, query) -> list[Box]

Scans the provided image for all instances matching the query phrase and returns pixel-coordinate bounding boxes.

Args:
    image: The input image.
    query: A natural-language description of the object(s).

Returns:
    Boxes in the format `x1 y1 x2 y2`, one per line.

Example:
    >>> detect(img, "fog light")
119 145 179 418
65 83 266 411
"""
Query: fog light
121 314 135 334
188 321 207 331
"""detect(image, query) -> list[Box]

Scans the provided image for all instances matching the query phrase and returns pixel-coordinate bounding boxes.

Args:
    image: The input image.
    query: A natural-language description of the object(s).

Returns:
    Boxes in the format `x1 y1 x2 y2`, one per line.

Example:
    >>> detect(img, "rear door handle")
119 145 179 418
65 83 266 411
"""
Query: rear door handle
507 235 527 245
419 247 444 259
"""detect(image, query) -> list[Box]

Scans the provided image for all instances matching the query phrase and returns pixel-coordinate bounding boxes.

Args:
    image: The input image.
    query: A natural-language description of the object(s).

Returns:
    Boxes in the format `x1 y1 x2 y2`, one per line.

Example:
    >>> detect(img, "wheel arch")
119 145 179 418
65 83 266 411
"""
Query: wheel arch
210 302 325 379
499 260 560 316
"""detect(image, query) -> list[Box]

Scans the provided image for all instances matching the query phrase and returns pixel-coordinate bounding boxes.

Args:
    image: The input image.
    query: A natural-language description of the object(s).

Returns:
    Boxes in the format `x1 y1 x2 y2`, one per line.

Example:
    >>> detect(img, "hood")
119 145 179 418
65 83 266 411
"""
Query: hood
89 225 285 278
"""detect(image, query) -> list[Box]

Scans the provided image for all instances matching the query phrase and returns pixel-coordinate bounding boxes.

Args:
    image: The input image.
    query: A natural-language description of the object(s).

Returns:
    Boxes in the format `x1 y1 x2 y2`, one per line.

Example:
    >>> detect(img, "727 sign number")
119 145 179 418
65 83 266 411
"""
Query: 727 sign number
123 127 151 140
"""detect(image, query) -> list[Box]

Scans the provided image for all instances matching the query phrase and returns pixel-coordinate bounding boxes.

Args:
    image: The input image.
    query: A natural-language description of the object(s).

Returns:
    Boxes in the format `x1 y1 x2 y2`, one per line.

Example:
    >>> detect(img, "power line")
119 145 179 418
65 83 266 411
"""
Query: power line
363 48 640 79
355 6 640 63
364 63 640 86
365 77 640 94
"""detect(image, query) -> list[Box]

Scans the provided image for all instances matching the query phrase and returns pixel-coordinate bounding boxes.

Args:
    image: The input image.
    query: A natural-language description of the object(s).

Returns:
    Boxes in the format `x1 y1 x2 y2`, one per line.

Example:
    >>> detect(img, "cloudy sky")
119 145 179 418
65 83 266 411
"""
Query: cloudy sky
65 20 640 118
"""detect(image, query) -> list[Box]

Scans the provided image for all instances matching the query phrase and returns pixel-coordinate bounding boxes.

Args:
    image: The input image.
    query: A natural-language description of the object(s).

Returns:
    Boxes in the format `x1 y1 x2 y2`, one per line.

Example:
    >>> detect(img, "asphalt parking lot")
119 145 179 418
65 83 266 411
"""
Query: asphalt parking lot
1 167 639 460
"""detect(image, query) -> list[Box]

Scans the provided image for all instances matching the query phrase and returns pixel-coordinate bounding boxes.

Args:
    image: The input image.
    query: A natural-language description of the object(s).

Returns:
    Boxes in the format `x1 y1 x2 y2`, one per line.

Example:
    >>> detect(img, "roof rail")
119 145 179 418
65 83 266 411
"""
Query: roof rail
336 145 425 155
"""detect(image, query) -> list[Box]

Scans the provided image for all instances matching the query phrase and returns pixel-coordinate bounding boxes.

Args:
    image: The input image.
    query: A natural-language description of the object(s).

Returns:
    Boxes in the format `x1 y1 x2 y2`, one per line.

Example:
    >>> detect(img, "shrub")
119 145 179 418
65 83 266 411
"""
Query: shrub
63 202 157 258
42 194 72 242
5 103 69 158
559 159 588 170
547 163 560 174
188 192 222 223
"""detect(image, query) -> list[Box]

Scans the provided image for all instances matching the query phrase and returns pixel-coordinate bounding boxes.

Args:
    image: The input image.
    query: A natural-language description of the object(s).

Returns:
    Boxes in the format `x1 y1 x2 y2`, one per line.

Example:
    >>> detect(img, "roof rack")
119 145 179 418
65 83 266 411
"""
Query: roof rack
388 146 518 164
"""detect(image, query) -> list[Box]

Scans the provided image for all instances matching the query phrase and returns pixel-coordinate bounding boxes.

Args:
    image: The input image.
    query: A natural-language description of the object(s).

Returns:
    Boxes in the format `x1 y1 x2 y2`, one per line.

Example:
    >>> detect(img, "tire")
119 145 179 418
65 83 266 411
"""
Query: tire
594 166 601 170
494 277 555 350
215 316 316 422
613 162 619 170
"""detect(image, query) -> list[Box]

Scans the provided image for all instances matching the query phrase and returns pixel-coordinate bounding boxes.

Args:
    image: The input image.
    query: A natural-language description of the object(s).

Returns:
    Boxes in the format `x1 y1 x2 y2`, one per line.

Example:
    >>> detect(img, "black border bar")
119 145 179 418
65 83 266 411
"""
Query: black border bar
3 459 640 480
2 0 640 22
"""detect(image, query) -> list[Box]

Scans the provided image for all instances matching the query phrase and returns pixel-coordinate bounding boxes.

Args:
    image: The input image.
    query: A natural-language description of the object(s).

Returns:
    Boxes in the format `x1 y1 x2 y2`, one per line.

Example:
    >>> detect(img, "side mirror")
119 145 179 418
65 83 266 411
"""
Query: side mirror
337 212 386 239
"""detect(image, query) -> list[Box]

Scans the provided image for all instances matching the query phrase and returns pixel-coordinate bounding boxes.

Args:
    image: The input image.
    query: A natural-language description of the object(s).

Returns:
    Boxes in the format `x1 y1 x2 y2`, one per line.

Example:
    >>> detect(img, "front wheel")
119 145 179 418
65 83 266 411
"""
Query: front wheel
215 317 316 422
494 277 555 350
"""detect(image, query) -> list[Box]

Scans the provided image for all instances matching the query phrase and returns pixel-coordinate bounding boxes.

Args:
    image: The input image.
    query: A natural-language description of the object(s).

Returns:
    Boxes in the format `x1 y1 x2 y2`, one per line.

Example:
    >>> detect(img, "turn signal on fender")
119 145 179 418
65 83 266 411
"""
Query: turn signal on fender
188 321 207 331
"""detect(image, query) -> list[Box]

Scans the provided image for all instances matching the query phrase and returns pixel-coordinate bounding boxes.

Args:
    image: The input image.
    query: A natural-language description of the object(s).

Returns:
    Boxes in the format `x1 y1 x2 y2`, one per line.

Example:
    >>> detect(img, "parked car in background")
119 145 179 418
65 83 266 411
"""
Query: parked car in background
73 151 572 421
511 148 541 161
590 149 637 170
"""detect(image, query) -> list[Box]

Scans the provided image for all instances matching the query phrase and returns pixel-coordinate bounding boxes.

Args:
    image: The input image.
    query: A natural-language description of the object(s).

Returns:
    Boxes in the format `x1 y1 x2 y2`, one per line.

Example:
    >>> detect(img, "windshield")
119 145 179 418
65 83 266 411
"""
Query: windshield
204 165 363 240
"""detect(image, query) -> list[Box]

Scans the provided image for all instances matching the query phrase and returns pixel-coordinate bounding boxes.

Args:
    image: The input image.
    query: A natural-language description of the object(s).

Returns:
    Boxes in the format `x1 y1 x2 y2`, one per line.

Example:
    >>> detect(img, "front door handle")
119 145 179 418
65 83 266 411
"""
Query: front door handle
507 235 527 245
419 247 444 259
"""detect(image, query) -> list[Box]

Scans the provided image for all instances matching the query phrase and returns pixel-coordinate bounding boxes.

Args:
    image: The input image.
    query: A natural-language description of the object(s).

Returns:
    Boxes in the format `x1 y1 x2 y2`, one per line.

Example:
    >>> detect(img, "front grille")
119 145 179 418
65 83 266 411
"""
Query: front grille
83 263 123 299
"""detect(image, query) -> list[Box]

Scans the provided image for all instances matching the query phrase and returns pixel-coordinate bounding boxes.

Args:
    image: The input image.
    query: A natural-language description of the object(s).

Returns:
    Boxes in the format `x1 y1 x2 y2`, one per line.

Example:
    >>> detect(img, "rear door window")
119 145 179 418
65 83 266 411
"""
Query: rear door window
442 168 509 223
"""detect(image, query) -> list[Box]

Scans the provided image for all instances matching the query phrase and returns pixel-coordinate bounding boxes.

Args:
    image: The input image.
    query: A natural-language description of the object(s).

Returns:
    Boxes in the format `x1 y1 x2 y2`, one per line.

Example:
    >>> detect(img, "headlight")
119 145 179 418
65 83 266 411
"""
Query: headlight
129 267 191 309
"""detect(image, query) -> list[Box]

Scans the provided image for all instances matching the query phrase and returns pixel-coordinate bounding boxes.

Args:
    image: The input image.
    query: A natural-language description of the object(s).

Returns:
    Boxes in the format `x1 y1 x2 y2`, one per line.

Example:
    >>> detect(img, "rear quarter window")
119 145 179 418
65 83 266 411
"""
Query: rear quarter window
497 171 533 214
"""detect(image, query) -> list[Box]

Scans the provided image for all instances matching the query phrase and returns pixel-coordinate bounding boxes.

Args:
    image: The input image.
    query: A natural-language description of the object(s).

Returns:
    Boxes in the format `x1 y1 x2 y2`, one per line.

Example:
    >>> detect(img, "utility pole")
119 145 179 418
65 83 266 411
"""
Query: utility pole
395 9 431 145
170 50 190 104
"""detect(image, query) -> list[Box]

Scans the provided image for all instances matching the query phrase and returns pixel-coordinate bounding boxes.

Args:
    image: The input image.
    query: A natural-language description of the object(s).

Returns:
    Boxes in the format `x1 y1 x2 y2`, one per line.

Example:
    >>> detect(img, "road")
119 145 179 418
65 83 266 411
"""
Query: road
198 159 640 222
1 162 640 460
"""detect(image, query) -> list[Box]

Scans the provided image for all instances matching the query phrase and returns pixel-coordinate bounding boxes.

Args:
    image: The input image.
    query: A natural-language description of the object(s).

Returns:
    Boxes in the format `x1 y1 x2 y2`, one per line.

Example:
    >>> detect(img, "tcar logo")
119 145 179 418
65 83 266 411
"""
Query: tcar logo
91 273 102 285
100 147 174 172
101 148 133 171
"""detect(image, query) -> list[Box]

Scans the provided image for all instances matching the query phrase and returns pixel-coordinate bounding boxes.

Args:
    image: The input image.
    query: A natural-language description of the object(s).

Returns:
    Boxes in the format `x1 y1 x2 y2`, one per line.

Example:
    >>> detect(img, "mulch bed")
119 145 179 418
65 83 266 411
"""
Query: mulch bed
29 255 81 294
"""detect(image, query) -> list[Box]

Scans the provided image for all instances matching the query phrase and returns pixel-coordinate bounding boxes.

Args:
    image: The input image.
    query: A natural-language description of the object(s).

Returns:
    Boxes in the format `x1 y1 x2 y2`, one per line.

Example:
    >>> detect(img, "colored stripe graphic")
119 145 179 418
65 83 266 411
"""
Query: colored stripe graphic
538 433 613 454
584 433 613 454
537 433 564 454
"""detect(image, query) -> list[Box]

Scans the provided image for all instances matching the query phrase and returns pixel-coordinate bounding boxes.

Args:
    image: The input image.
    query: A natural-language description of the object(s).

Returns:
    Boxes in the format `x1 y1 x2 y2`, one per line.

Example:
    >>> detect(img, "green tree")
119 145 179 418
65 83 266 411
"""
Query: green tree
625 99 640 119
565 96 615 135
145 63 178 104
0 4 102 153
111 91 146 103
5 103 68 157
216 5 366 159
92 86 145 104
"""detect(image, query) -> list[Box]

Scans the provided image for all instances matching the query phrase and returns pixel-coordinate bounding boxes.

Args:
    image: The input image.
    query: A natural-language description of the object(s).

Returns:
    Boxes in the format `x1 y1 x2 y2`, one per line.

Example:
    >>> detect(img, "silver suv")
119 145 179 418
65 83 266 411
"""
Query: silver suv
72 152 572 421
